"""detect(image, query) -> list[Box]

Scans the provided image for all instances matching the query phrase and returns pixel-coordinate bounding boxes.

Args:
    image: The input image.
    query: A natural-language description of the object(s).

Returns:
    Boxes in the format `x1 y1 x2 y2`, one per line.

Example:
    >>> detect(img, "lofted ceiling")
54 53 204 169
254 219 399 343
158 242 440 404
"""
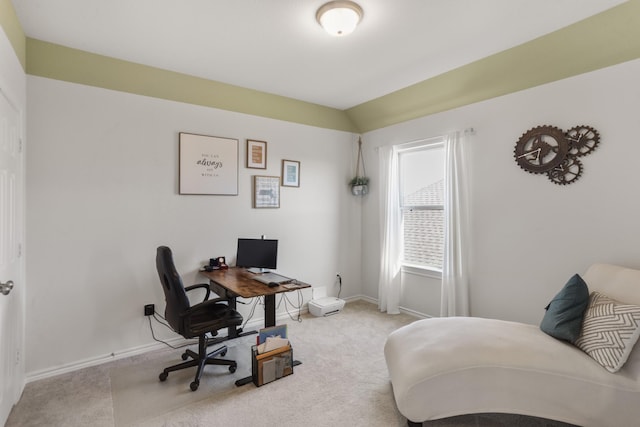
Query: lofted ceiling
13 0 627 111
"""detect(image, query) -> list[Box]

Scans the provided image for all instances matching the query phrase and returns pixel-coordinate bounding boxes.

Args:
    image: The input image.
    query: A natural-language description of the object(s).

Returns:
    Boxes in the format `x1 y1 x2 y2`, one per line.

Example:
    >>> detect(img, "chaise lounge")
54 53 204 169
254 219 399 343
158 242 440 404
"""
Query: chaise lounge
384 263 640 427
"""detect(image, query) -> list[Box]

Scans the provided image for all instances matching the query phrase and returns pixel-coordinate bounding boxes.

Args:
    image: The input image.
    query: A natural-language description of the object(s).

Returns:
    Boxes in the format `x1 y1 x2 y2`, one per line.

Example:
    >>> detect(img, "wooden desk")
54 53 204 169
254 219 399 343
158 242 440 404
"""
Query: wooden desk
200 267 310 332
200 268 310 387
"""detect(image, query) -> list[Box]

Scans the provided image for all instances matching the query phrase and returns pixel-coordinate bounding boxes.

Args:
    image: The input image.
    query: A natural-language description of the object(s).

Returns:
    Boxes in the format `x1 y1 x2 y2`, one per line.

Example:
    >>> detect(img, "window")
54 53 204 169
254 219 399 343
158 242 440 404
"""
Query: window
398 140 445 272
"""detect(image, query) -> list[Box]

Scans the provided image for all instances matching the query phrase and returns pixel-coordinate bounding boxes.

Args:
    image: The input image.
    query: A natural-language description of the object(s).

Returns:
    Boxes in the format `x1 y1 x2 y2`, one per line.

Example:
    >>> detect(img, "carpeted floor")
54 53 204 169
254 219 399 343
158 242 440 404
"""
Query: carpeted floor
7 300 578 426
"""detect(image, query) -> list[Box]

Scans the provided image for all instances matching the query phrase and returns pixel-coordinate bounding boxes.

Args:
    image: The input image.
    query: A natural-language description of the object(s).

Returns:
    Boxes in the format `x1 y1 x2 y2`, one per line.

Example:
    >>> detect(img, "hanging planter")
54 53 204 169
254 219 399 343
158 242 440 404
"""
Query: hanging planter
350 137 369 196
349 176 369 196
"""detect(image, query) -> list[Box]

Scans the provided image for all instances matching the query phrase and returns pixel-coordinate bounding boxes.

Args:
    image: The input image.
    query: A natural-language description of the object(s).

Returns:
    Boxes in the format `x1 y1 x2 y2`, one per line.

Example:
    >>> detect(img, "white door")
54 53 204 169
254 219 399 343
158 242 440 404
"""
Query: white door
0 87 24 425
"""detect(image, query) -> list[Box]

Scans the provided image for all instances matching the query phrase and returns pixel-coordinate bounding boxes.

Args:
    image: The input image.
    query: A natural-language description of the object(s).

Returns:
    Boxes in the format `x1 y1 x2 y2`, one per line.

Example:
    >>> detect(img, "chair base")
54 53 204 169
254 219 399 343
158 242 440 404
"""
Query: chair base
159 336 237 391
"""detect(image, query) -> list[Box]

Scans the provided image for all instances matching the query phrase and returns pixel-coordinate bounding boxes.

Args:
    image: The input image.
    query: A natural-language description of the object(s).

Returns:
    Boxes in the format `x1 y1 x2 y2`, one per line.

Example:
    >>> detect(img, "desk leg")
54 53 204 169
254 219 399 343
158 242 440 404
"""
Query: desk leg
235 294 277 387
264 294 276 327
235 294 297 387
227 296 239 338
214 295 256 341
234 376 253 387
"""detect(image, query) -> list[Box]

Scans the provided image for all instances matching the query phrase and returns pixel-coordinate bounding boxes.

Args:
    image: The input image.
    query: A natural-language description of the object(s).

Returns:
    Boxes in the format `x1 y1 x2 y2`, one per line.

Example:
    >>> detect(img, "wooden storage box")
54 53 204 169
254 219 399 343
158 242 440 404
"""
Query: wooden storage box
251 344 293 386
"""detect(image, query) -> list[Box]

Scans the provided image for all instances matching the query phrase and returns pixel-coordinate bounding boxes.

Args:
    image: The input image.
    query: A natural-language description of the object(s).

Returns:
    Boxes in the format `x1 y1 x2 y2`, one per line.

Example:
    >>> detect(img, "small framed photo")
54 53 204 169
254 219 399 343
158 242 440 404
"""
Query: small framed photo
281 160 300 187
253 175 280 208
246 139 267 169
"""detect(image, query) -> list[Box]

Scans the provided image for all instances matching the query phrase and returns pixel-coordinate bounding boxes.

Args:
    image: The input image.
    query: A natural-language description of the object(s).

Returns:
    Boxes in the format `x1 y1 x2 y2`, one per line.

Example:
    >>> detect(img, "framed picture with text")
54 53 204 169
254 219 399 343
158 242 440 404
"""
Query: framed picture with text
246 139 267 169
179 132 238 195
281 159 300 187
253 175 280 208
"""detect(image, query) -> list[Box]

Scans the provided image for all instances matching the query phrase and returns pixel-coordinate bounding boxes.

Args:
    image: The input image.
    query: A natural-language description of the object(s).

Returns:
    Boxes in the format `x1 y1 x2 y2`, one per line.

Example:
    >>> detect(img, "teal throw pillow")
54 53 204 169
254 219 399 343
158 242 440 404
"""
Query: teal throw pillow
540 273 590 342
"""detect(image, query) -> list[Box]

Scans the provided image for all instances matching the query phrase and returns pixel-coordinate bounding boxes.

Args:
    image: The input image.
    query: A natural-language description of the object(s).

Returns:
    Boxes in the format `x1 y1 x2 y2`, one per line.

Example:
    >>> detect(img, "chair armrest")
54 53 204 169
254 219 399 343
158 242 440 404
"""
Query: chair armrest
185 283 210 302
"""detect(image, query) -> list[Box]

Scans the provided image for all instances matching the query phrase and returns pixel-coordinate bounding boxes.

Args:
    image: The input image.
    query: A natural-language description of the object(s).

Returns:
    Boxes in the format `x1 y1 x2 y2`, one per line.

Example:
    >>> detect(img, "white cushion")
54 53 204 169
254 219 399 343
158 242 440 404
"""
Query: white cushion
583 263 640 306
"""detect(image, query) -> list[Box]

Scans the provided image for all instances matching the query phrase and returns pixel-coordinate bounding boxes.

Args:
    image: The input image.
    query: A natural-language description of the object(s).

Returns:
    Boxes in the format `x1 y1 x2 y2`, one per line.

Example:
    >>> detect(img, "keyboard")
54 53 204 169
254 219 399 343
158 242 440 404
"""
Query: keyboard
253 272 292 285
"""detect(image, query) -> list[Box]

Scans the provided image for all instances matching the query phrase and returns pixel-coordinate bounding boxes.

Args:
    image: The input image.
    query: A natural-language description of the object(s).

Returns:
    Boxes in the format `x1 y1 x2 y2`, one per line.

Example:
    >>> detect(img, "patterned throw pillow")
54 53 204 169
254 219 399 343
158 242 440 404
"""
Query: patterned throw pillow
575 292 640 373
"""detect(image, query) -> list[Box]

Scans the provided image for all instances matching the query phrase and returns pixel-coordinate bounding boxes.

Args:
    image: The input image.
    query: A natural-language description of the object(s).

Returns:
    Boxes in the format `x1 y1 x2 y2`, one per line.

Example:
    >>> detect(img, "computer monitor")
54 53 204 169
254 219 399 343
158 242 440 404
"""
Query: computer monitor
236 238 278 272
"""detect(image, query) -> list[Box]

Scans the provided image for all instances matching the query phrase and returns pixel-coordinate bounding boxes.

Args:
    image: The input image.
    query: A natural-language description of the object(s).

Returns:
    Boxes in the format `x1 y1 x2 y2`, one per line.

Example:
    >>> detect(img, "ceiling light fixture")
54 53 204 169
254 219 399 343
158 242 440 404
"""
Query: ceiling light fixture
316 1 363 37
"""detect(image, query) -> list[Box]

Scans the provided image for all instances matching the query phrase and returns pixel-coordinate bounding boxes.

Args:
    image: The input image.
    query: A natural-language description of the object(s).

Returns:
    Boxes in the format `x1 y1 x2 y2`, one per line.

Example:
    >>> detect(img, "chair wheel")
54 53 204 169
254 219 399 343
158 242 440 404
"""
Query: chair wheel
190 380 199 391
159 372 168 382
181 352 189 361
229 365 237 373
220 350 227 357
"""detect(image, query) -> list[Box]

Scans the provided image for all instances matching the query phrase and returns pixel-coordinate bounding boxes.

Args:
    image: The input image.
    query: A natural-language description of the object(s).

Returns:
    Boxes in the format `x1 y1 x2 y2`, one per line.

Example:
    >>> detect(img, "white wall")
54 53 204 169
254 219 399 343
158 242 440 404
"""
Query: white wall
25 76 361 377
24 54 640 377
362 58 640 324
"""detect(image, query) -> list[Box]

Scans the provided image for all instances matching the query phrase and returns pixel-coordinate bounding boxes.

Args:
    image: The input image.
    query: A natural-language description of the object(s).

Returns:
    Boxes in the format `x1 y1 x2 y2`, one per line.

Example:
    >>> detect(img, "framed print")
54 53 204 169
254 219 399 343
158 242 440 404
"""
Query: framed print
179 132 238 195
253 175 280 208
281 159 300 187
247 139 267 169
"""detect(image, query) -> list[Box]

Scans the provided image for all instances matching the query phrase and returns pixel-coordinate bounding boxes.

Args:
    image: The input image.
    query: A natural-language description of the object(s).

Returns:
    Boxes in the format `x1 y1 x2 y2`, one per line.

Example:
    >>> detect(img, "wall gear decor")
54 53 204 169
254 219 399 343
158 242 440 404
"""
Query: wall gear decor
514 125 600 185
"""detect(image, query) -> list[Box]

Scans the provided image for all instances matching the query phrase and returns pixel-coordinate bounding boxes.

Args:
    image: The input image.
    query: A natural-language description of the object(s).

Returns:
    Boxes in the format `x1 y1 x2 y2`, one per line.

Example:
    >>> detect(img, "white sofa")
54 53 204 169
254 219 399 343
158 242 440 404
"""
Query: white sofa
384 263 640 427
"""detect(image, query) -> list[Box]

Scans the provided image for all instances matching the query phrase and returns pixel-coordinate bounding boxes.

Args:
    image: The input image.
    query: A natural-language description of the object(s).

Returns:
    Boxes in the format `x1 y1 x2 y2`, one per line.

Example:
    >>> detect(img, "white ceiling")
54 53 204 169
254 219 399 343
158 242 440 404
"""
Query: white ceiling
14 0 626 110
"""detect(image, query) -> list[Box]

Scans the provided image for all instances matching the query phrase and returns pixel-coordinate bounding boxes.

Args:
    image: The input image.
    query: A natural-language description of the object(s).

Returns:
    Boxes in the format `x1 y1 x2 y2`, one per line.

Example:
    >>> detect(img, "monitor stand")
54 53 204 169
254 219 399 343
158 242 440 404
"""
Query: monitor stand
247 267 270 274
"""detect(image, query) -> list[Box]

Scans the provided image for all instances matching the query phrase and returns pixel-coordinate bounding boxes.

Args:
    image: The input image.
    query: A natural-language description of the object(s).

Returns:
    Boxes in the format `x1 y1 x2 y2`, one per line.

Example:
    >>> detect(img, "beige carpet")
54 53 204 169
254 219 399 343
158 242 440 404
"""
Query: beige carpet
110 300 415 426
8 300 579 427
109 339 249 426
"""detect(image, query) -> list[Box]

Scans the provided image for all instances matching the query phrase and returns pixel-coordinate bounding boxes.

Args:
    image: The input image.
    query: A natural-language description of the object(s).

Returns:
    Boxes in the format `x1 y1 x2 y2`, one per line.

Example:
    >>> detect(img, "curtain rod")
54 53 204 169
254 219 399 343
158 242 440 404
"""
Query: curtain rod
372 127 475 151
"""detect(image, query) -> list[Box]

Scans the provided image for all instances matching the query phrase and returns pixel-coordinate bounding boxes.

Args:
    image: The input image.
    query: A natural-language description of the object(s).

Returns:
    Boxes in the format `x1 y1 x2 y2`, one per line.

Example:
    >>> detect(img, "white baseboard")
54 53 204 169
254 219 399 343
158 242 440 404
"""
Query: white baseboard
25 297 428 383
26 305 309 383
344 294 431 319
26 339 179 383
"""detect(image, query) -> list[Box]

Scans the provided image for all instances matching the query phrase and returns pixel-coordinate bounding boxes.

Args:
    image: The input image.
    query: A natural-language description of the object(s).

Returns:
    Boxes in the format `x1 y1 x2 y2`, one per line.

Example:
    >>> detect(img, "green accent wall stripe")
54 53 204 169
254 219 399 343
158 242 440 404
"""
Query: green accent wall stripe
25 38 357 133
4 1 640 132
0 0 26 69
346 0 640 132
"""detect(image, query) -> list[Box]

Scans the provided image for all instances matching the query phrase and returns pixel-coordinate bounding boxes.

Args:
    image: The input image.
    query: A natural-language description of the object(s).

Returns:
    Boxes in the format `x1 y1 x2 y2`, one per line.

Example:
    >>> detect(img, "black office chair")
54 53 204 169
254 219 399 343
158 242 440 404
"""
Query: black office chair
156 246 243 391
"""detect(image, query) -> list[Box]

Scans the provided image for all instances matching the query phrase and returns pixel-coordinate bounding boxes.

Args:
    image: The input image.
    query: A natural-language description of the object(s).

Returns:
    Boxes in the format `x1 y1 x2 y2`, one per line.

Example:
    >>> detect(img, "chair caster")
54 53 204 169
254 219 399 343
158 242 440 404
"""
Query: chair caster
181 352 189 361
220 350 227 357
190 380 199 391
159 372 168 382
229 364 237 373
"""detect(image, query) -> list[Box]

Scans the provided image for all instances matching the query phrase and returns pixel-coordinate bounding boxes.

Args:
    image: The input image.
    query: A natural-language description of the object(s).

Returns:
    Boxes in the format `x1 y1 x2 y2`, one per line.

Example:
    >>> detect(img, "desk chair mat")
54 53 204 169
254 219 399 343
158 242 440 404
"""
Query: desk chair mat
109 338 252 426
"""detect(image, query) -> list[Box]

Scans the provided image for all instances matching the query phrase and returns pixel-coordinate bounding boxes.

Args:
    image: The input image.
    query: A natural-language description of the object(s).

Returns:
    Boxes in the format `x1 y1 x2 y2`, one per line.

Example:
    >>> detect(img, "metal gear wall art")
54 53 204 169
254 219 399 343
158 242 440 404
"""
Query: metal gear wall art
513 124 600 185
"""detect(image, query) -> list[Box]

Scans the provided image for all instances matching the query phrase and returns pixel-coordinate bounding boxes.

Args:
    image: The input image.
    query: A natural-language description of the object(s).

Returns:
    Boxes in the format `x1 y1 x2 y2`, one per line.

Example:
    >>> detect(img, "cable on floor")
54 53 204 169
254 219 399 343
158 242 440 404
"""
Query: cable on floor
147 314 197 349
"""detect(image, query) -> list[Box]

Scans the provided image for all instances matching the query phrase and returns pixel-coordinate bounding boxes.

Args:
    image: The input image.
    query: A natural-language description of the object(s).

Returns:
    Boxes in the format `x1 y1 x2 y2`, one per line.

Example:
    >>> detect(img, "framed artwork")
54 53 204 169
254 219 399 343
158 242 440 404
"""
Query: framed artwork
246 139 267 169
179 132 238 195
281 159 300 187
253 175 280 208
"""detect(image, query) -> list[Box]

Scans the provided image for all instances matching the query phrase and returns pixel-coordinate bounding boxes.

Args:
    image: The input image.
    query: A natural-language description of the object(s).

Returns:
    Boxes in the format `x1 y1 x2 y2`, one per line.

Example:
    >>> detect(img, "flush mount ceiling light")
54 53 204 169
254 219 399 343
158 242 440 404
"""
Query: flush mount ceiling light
316 1 363 37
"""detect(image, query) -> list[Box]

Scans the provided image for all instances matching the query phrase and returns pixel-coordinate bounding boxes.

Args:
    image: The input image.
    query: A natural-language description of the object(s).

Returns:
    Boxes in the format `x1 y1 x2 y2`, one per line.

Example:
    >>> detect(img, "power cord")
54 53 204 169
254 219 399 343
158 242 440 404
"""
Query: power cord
240 296 263 330
150 288 305 345
336 274 342 299
278 289 304 322
147 313 197 350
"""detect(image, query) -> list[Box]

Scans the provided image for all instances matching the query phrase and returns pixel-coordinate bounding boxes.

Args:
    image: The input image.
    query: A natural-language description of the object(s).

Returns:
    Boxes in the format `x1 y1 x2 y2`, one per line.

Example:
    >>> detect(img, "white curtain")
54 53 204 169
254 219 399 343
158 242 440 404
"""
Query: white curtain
441 131 470 317
377 145 402 314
